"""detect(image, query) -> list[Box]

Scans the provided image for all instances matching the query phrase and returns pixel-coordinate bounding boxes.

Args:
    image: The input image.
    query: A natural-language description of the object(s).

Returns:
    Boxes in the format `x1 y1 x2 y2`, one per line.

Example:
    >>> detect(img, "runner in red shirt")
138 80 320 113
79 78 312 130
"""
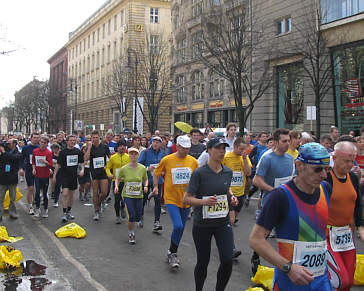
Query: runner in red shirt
32 136 53 218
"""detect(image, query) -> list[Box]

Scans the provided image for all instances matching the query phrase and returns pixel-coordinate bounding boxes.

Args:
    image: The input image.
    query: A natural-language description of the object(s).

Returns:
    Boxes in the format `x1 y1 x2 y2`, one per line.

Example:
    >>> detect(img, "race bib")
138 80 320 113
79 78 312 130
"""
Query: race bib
171 167 191 185
202 195 229 219
29 154 33 165
52 159 57 166
109 147 115 154
231 171 244 187
35 156 46 167
329 226 355 252
115 167 121 178
149 163 159 173
125 182 142 196
274 176 292 188
93 157 105 169
66 155 78 167
293 241 327 277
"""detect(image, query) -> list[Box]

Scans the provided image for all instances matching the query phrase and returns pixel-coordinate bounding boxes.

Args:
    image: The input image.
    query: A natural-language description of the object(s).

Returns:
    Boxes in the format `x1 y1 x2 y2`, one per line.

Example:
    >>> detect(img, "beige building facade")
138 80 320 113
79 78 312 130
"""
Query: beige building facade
65 0 172 135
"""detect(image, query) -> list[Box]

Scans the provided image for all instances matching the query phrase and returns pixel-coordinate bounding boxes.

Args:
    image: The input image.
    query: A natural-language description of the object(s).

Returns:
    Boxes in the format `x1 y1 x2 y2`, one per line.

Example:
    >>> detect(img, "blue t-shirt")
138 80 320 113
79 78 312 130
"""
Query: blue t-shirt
21 144 40 170
256 151 294 196
108 141 118 155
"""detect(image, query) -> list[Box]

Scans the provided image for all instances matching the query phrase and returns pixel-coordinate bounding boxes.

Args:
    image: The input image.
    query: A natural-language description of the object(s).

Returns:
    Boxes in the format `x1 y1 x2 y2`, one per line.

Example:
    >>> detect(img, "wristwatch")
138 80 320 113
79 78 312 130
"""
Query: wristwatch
282 262 292 273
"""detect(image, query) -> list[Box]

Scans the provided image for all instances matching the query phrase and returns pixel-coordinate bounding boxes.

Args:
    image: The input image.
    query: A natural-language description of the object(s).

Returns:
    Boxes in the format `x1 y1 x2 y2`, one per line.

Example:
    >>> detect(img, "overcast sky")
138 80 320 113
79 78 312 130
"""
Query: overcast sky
0 0 106 109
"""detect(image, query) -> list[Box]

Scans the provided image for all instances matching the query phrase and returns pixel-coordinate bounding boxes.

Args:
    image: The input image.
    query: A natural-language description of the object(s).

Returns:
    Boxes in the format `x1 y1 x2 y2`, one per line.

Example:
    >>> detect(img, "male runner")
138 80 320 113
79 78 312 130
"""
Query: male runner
84 130 110 221
153 135 198 269
250 143 333 290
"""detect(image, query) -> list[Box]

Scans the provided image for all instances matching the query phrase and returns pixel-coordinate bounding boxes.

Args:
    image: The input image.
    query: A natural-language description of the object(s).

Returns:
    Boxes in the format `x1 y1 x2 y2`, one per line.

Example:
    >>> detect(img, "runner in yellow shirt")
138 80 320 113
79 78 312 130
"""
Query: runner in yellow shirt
105 140 130 224
153 135 198 269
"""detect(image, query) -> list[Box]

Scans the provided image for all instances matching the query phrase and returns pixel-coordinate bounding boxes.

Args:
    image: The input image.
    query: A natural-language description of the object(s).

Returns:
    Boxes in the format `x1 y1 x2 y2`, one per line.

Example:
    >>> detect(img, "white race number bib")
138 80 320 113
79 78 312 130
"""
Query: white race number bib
35 156 46 167
66 155 78 166
171 167 191 185
109 147 115 154
329 226 355 252
293 241 327 277
274 176 292 188
125 182 142 196
202 195 229 219
93 157 105 169
231 171 244 187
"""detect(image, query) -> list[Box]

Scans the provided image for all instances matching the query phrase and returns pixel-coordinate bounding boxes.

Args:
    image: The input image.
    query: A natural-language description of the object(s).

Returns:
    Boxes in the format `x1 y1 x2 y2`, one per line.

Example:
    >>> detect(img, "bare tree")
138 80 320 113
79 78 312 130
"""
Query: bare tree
130 31 172 133
103 57 131 130
291 1 333 137
197 0 273 134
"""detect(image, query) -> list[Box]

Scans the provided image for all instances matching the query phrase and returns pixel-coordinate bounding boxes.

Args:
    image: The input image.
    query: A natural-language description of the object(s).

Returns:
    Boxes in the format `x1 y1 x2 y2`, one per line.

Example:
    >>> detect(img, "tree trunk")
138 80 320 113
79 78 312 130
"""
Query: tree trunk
315 95 321 139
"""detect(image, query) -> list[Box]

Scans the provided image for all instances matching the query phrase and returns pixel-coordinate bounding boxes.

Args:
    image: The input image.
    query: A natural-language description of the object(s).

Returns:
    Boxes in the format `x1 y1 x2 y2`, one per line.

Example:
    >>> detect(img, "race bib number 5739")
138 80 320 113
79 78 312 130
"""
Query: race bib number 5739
329 226 355 252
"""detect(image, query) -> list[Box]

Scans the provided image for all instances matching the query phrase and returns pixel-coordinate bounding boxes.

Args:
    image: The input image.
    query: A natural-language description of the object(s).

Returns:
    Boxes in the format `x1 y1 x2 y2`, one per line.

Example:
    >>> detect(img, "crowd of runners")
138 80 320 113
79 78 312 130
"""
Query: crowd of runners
0 124 363 291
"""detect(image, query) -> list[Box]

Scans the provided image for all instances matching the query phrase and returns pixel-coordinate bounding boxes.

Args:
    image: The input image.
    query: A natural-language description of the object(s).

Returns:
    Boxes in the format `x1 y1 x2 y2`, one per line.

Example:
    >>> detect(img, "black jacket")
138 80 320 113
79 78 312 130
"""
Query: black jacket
0 149 22 185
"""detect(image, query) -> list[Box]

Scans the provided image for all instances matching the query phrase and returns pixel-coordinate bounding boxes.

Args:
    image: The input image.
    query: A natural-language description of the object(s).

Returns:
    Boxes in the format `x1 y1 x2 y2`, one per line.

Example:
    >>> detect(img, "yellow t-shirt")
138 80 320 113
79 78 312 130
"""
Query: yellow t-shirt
105 153 131 181
154 153 198 208
286 148 299 160
222 152 252 197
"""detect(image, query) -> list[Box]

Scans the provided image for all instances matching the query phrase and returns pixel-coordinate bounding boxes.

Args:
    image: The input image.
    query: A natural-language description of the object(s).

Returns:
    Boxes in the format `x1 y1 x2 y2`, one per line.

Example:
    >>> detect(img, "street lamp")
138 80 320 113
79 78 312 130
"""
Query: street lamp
128 48 138 134
68 78 78 134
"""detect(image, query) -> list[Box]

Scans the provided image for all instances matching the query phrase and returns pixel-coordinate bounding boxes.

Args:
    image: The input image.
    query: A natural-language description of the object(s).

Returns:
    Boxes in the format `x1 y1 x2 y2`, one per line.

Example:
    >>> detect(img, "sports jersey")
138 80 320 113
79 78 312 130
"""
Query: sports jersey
286 147 299 160
154 153 198 208
21 144 39 170
90 144 110 176
118 163 147 199
108 141 117 155
105 152 130 181
222 152 252 197
32 148 52 178
58 148 84 177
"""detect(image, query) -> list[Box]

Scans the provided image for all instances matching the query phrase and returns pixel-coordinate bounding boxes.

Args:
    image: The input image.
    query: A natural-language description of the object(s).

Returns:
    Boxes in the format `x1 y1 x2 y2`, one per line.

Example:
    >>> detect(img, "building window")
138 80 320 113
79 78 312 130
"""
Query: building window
97 51 100 67
93 32 95 45
103 23 105 39
113 41 117 60
120 9 125 25
88 35 90 48
102 48 105 65
277 62 304 129
213 0 221 5
150 8 159 23
114 15 117 31
209 71 225 99
175 75 186 103
173 7 180 28
150 35 160 54
332 42 364 133
191 71 204 101
97 28 100 42
92 54 95 71
191 112 204 128
277 17 292 35
322 0 364 23
108 19 111 35
107 44 111 63
177 38 186 63
192 0 203 18
192 31 203 59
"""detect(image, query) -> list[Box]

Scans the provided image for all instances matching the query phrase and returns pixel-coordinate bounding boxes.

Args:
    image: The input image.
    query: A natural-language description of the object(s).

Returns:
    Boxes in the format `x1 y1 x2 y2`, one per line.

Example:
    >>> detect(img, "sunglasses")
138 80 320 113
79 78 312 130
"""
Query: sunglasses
311 166 330 173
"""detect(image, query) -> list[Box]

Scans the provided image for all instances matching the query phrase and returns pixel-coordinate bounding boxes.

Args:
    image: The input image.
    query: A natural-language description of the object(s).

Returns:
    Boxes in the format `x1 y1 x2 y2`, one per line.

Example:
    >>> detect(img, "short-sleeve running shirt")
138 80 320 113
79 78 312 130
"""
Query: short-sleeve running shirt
118 163 147 199
58 147 84 177
154 153 198 208
90 144 110 176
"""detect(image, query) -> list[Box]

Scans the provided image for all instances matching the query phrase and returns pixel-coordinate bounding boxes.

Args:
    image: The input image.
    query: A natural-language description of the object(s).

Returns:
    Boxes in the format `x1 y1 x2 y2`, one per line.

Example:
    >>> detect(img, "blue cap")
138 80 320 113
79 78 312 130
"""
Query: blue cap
297 142 330 165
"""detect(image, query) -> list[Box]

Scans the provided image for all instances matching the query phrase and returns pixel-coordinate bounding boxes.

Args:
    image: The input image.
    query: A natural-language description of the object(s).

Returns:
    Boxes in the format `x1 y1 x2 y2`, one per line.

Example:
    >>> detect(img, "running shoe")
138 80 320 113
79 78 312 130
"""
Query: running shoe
115 216 122 224
100 202 106 213
93 211 100 221
232 249 242 259
120 207 126 219
53 202 59 208
29 207 34 215
128 233 136 245
66 212 75 220
138 217 144 228
167 252 180 268
161 208 166 215
153 221 163 232
42 209 48 218
62 215 68 223
34 208 41 218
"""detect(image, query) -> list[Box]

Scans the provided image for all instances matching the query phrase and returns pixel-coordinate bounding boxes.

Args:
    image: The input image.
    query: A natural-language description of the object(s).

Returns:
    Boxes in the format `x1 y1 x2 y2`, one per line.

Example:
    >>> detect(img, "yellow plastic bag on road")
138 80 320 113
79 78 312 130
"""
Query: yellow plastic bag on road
354 254 364 285
245 288 266 291
3 188 23 210
251 265 274 291
55 223 86 239
0 245 23 269
0 226 23 243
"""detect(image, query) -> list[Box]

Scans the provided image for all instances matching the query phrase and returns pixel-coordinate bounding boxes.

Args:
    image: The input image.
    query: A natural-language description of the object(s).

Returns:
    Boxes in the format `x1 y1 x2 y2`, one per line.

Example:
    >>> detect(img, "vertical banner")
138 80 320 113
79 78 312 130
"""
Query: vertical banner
132 97 144 134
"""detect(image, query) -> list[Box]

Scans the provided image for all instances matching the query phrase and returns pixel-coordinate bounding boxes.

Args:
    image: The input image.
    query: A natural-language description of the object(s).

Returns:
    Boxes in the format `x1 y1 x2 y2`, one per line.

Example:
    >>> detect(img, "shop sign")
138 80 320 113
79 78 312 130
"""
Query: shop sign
191 103 204 110
209 101 224 108
177 105 187 111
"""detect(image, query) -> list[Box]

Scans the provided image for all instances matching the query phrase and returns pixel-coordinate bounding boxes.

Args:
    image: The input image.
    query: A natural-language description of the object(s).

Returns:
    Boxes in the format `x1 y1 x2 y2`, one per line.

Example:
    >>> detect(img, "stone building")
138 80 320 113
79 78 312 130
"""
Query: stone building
64 0 172 135
171 0 364 136
47 47 68 133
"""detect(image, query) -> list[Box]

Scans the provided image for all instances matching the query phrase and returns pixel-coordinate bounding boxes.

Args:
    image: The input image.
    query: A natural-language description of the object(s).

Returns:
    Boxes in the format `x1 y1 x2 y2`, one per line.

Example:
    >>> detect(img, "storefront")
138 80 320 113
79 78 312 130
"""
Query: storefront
332 41 364 134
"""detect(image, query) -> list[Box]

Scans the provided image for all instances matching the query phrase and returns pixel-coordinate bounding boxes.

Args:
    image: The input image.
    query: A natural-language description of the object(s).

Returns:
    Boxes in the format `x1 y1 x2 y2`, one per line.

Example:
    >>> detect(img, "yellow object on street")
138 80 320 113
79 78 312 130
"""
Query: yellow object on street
174 121 193 133
55 223 87 239
0 245 23 269
251 265 274 290
3 188 23 210
354 254 364 285
0 226 23 243
245 288 266 291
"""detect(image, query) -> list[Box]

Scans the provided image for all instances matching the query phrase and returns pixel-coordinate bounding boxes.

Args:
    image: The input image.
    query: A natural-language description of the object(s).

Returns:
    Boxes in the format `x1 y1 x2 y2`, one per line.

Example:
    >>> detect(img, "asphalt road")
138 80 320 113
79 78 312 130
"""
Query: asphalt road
1 181 363 291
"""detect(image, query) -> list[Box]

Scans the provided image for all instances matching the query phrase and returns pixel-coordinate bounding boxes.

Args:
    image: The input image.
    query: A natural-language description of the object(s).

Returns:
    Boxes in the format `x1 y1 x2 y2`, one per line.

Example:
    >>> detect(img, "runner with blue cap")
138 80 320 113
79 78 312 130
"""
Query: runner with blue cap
250 142 334 291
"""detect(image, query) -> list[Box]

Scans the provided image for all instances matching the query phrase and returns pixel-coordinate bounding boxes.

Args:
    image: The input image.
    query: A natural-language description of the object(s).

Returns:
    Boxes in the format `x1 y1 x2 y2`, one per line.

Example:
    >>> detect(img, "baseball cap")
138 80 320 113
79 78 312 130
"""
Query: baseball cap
297 142 330 165
177 135 191 148
207 138 230 149
128 147 140 154
152 136 162 142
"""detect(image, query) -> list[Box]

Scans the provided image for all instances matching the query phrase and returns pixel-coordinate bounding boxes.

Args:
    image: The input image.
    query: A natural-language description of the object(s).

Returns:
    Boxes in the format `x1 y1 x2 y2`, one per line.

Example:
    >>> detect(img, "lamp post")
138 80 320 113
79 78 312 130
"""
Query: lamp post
128 48 138 133
69 78 78 134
